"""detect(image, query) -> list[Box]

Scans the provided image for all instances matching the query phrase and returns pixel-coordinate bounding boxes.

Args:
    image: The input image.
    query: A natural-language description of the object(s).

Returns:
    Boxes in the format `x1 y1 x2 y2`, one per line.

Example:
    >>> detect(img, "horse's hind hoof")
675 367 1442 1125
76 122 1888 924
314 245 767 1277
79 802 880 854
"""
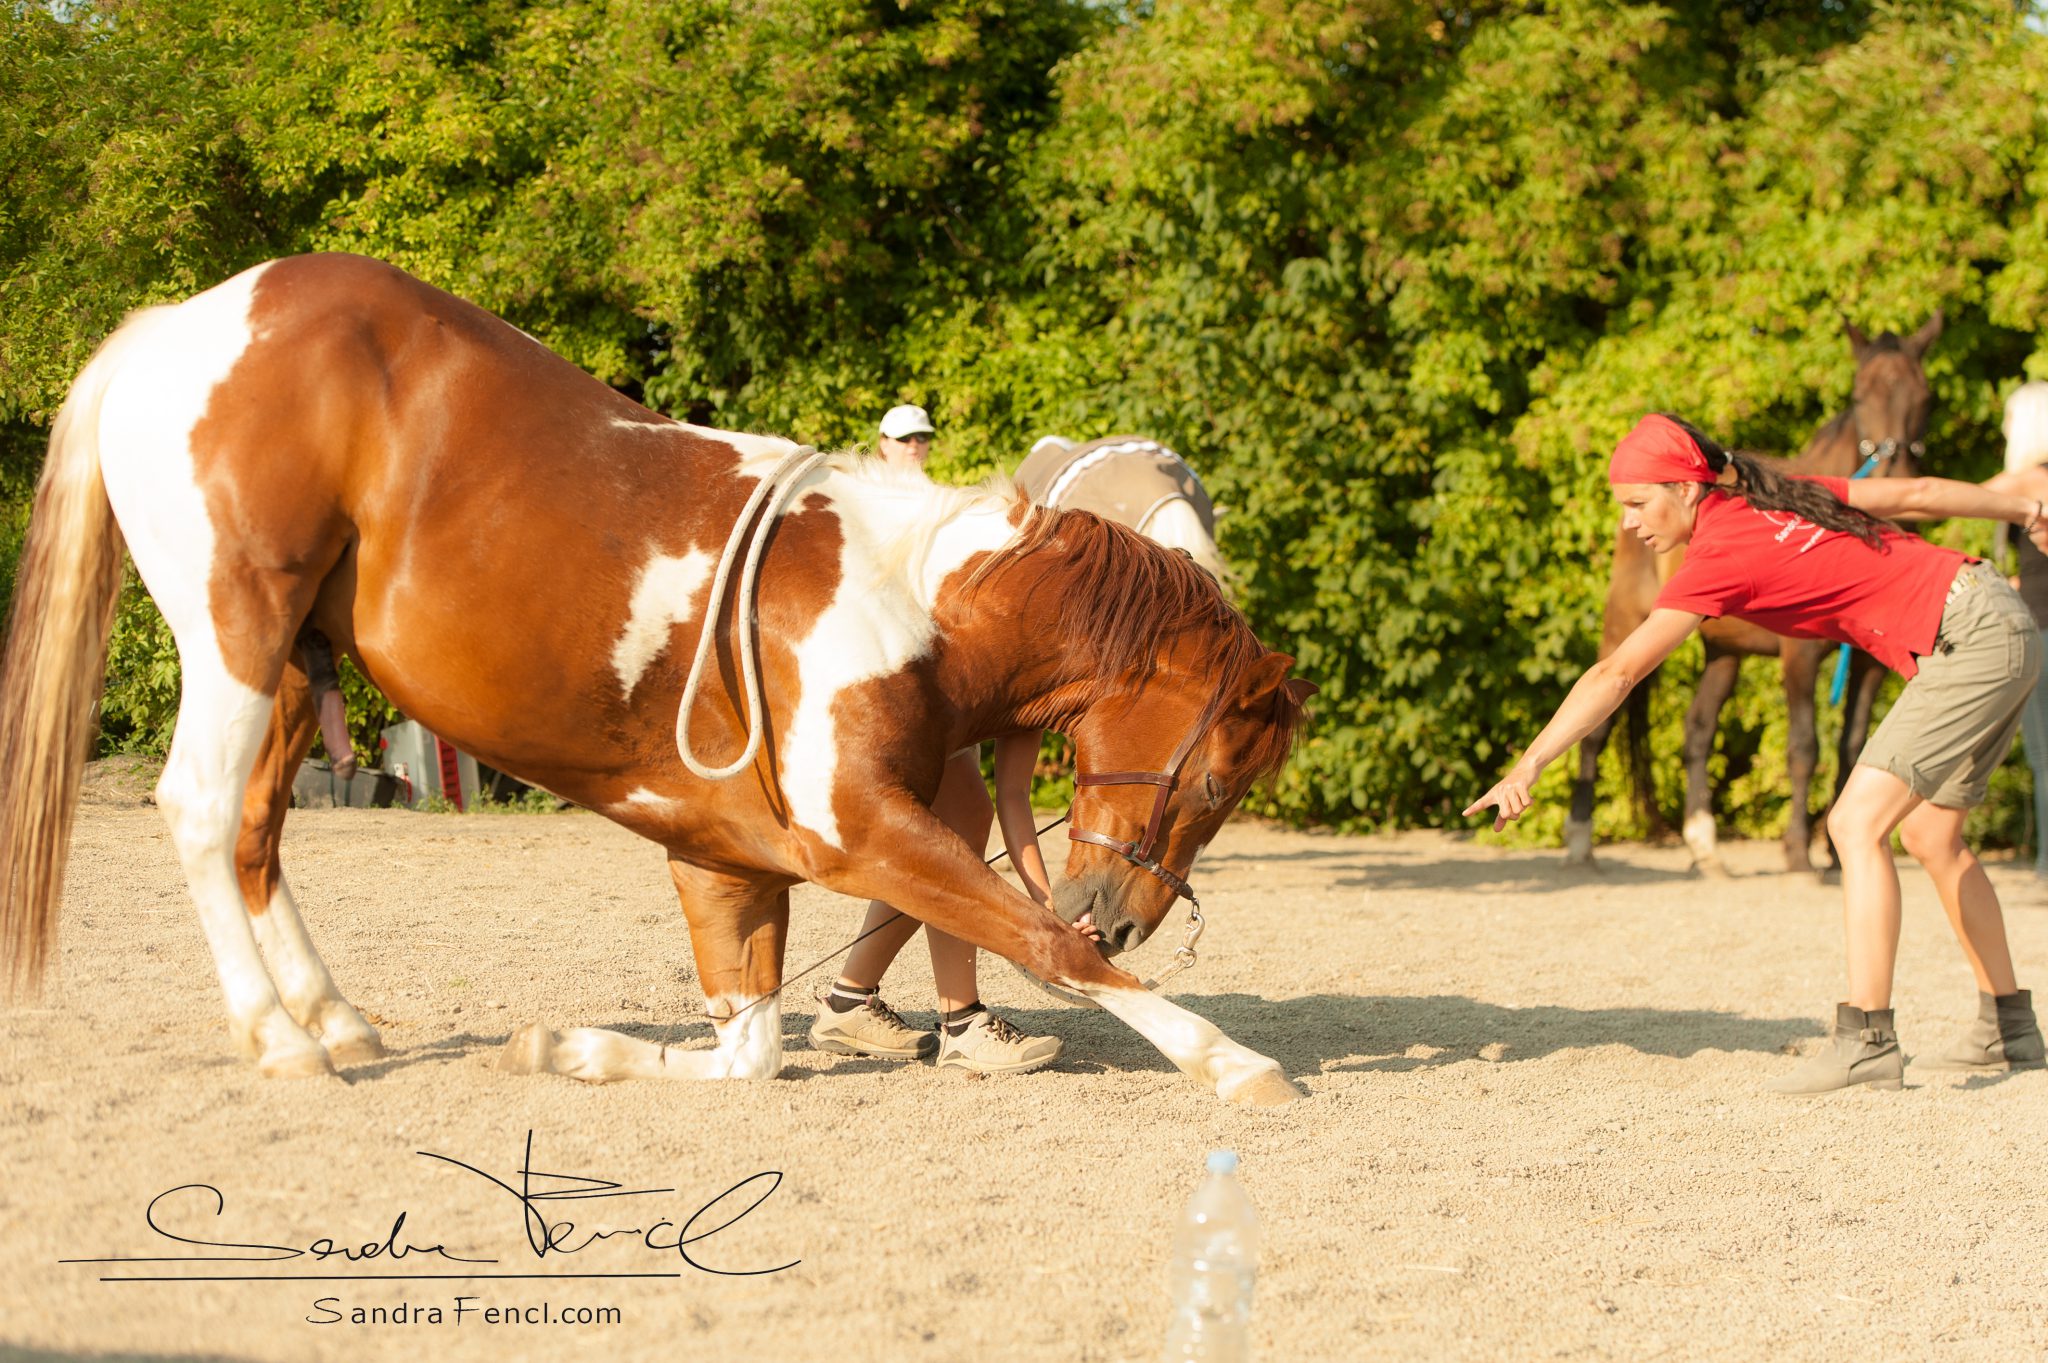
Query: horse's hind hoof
326 1032 387 1068
499 1024 558 1074
259 1044 337 1080
1222 1069 1304 1107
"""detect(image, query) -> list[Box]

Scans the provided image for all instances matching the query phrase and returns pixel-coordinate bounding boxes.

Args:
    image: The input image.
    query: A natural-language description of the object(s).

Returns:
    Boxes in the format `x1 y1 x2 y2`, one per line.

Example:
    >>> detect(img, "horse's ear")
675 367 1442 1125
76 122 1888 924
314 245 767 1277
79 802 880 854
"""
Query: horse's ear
1234 652 1294 708
1904 309 1944 361
1236 653 1314 710
1842 315 1873 358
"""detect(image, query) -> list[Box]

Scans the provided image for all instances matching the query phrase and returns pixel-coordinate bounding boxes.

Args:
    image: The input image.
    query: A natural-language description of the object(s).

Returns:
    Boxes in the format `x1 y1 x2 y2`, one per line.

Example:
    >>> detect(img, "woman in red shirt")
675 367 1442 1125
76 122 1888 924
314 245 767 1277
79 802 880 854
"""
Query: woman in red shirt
1469 414 2048 1093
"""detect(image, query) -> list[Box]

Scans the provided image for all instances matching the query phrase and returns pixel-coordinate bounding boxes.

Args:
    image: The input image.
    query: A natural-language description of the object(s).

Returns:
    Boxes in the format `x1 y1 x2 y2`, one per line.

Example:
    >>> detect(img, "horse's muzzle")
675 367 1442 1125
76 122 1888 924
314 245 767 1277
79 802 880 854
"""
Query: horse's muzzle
1052 874 1149 957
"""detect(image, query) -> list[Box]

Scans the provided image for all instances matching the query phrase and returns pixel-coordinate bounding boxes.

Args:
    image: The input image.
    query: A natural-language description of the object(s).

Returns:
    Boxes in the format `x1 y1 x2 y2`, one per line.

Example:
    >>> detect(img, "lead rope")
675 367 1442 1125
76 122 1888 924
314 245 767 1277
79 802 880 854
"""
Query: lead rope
710 812 1070 1025
677 444 832 780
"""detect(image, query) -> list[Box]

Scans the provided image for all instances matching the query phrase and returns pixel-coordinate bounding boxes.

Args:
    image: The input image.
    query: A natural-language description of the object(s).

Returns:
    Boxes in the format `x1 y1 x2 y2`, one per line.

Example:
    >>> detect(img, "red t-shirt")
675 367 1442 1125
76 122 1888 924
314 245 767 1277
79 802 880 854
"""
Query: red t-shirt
1653 476 1967 678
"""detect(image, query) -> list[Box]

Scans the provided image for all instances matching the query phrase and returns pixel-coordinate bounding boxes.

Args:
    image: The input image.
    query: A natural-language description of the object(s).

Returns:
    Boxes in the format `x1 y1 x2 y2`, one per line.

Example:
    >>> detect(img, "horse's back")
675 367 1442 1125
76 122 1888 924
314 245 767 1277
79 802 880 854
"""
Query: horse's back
1017 436 1215 535
87 254 803 800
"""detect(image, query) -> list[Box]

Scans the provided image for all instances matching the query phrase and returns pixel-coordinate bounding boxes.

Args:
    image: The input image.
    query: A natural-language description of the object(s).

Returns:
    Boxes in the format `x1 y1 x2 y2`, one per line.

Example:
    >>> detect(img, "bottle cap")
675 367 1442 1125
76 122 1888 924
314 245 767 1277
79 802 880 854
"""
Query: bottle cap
1205 1150 1239 1174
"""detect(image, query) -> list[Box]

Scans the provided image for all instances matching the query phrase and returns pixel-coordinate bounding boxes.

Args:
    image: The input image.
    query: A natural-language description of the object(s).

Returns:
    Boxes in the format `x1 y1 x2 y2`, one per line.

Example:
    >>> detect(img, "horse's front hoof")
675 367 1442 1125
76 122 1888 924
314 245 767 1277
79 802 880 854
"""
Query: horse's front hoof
1222 1069 1304 1107
499 1024 558 1074
1692 859 1733 881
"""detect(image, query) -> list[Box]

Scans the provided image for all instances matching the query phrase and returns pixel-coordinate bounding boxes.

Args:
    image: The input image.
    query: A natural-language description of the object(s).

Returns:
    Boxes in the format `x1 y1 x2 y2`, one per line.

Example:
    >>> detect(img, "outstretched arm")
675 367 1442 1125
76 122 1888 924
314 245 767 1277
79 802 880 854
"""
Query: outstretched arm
1848 474 2048 549
992 730 1053 905
1465 608 1702 831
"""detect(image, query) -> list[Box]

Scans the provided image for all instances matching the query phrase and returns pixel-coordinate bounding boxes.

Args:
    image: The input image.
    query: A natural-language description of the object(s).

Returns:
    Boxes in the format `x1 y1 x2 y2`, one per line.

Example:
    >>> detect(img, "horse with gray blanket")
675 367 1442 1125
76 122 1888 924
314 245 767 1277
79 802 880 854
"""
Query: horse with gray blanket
1017 436 1225 582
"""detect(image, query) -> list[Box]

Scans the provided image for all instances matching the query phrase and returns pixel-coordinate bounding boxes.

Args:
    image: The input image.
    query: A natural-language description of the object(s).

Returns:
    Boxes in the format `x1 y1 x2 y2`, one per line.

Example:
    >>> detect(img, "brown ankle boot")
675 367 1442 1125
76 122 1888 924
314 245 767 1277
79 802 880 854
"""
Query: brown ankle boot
1924 990 2045 1072
1766 1004 1904 1094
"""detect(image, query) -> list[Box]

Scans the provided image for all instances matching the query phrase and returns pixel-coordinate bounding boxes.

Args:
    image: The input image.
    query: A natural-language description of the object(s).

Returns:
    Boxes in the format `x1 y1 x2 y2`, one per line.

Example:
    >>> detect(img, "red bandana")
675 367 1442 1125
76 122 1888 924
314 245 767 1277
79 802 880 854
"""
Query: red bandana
1608 414 1714 485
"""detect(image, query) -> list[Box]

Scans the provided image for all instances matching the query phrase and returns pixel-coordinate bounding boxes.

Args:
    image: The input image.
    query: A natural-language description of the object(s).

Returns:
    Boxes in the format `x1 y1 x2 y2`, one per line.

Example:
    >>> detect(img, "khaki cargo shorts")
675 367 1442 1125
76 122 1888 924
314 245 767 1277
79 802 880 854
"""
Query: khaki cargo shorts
1859 560 2043 809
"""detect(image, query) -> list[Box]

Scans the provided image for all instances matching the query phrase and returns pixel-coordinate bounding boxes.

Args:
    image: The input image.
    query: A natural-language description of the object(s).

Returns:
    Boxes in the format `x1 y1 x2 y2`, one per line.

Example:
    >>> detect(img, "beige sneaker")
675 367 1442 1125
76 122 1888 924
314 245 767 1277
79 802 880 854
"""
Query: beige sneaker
809 992 937 1060
936 1011 1062 1075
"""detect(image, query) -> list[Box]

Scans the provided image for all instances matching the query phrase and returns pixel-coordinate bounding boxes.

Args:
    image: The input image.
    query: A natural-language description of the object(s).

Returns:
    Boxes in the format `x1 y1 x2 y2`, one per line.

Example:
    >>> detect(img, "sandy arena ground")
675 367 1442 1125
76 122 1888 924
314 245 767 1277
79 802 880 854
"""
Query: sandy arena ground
4 769 2047 1363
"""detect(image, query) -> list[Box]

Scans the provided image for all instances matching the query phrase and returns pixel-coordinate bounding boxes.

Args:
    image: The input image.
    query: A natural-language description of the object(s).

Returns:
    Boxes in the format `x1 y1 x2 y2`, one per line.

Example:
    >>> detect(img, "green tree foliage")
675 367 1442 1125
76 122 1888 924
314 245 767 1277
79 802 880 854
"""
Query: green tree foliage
2 0 2046 847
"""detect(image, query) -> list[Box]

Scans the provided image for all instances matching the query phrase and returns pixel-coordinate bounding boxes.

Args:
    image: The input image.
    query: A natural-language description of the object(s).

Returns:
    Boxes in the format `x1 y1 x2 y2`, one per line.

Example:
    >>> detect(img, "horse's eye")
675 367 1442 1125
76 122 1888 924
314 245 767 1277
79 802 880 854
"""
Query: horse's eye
1202 774 1223 809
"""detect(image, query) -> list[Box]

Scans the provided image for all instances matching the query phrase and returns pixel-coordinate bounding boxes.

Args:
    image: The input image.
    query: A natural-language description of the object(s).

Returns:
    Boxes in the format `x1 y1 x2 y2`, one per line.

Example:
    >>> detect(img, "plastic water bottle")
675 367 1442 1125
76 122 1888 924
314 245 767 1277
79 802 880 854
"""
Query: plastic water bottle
1162 1149 1259 1362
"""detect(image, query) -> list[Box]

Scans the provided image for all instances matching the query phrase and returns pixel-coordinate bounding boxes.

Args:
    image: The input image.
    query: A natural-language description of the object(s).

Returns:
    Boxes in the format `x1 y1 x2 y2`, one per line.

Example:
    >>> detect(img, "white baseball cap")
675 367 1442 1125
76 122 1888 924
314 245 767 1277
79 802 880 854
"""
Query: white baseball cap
879 404 936 439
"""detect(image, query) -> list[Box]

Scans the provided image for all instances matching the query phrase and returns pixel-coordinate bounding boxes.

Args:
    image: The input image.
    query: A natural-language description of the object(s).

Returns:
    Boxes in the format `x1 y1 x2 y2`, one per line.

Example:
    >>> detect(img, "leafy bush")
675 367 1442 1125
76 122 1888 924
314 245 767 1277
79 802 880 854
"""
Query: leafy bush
4 0 2047 847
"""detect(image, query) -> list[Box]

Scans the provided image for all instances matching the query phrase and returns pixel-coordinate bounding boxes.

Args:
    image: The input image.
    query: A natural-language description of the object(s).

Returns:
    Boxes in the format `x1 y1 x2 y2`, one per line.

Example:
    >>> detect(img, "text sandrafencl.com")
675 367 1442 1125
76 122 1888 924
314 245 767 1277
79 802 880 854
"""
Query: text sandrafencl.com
307 1296 620 1327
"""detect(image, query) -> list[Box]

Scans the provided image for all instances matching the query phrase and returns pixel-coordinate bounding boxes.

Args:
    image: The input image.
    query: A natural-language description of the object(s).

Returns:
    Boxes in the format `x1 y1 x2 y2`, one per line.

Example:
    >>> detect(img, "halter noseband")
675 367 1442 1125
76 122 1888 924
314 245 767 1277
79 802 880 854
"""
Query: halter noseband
1853 435 1924 474
1066 684 1226 906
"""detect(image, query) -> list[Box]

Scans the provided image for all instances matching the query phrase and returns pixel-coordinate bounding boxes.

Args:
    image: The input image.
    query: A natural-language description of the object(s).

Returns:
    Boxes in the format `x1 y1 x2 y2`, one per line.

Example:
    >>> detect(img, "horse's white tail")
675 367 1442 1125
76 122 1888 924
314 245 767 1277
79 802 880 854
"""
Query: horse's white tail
1142 497 1228 584
0 336 132 996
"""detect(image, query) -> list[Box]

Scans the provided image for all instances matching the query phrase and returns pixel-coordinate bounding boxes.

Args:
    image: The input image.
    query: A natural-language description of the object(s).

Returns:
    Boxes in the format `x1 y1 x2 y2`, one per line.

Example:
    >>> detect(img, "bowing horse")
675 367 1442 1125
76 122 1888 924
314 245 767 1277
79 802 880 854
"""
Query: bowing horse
0 254 1312 1105
1567 313 1943 875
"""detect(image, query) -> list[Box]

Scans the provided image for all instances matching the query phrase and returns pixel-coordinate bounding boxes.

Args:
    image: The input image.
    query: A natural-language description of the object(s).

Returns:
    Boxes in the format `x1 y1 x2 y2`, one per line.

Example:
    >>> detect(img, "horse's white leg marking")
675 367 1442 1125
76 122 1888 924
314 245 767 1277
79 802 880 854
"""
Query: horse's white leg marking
1683 810 1719 867
611 549 713 698
1078 984 1302 1106
154 659 330 1076
249 881 385 1066
94 265 330 1078
514 995 784 1083
1563 816 1594 865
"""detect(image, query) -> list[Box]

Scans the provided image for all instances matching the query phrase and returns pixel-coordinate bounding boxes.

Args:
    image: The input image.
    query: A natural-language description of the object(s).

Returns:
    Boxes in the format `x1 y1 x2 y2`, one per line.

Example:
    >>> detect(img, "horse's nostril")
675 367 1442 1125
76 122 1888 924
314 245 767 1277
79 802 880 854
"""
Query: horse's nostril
1109 920 1143 953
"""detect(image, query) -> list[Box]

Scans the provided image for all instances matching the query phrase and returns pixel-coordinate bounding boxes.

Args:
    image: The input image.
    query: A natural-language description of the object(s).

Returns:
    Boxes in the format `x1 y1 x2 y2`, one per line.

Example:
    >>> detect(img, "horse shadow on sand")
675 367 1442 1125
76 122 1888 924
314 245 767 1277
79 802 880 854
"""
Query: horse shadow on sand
337 992 1822 1086
962 992 1823 1081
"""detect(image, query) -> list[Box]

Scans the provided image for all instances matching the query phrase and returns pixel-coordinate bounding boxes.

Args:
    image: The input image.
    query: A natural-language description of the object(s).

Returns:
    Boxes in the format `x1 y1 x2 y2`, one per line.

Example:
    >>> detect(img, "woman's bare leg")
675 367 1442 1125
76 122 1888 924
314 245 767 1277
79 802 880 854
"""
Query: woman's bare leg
926 750 996 1012
1825 764 1923 1010
1898 800 2021 996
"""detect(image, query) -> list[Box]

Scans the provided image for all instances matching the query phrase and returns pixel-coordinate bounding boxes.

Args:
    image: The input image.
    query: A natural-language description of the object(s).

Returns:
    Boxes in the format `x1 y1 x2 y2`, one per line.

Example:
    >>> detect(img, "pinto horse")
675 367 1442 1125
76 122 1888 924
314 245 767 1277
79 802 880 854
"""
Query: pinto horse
0 254 1312 1106
1565 313 1942 876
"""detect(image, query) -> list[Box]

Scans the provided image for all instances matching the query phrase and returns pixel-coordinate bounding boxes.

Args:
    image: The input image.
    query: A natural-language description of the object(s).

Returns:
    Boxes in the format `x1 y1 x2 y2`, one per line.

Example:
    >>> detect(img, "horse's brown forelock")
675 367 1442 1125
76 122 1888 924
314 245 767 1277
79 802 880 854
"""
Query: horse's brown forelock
974 506 1304 776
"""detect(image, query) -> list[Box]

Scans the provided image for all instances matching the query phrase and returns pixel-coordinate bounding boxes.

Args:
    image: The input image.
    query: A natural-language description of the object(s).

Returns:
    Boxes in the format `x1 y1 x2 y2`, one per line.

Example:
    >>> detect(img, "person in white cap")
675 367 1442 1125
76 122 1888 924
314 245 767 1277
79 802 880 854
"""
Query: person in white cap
877 403 936 463
807 405 1068 1075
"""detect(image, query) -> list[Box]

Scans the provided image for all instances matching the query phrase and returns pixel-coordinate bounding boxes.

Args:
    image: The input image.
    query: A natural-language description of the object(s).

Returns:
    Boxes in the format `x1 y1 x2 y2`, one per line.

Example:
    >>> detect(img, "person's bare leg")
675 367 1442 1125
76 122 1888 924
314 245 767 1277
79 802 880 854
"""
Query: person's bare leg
1898 800 2019 996
1825 764 1923 1010
925 750 996 1012
834 900 922 991
1770 764 1922 1093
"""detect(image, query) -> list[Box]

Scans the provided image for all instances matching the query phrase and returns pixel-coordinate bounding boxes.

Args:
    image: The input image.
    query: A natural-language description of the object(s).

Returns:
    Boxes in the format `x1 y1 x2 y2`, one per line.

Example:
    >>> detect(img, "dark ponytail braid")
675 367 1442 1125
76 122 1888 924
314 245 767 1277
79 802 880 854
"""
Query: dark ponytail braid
1660 414 1894 550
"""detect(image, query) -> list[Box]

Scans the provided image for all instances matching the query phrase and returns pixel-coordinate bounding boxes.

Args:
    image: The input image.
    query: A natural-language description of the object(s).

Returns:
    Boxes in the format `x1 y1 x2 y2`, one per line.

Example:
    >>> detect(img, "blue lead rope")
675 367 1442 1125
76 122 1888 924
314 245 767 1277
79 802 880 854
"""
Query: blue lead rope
1828 452 1887 706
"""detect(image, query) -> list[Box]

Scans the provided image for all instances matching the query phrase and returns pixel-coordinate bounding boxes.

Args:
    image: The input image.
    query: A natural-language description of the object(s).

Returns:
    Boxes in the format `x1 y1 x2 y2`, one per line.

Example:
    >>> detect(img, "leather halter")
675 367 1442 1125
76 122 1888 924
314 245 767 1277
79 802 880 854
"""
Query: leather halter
1066 684 1226 905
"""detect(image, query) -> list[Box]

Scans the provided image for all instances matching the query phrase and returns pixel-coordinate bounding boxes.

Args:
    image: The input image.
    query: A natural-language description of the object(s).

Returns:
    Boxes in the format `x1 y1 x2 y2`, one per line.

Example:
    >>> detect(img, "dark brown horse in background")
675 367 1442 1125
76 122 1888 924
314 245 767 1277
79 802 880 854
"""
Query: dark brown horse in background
1566 313 1943 876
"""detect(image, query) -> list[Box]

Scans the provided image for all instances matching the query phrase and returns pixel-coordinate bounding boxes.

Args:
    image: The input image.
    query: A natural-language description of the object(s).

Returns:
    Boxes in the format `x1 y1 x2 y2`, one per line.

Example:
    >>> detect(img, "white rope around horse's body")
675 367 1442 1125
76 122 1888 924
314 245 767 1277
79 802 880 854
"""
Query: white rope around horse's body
676 444 831 780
